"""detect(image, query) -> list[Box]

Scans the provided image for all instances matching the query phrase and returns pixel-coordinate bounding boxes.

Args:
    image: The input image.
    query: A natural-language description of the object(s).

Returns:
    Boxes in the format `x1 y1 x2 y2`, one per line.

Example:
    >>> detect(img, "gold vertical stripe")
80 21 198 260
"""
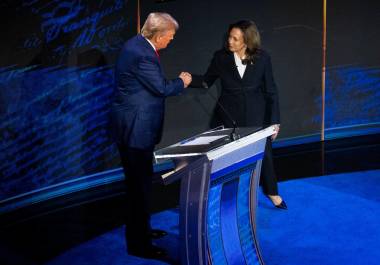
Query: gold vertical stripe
137 0 141 34
321 0 327 175
321 0 327 141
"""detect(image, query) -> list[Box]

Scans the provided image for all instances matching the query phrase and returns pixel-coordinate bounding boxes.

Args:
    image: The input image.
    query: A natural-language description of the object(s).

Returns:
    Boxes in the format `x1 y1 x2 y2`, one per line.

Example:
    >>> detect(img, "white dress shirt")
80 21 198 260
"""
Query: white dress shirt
145 37 157 52
234 52 247 78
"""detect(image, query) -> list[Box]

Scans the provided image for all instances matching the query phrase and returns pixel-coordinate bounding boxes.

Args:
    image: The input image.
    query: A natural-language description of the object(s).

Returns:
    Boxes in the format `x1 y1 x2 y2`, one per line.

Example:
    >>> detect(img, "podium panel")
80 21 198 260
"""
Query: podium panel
207 158 263 265
154 126 275 265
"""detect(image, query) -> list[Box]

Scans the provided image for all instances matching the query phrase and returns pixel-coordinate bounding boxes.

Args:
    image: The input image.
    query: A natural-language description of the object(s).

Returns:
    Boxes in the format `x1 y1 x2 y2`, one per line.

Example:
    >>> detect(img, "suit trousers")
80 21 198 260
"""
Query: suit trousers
117 145 154 252
260 138 279 195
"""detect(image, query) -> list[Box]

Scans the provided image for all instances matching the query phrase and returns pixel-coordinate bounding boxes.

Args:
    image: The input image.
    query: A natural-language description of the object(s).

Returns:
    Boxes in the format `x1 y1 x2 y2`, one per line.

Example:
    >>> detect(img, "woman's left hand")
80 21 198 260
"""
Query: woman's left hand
271 124 280 141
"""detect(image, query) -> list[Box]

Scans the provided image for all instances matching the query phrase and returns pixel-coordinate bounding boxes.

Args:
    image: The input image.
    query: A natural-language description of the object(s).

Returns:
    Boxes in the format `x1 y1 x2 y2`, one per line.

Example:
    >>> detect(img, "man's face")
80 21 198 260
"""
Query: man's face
155 28 176 50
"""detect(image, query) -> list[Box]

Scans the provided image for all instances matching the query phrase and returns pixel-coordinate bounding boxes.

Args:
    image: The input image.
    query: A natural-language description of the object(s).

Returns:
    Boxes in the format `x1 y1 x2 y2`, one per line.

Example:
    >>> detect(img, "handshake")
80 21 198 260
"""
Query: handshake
179 72 192 88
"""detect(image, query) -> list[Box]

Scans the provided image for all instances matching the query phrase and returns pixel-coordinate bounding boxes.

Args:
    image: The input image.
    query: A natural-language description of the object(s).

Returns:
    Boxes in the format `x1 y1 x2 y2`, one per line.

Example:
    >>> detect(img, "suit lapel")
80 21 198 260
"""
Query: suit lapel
138 35 161 64
226 52 243 81
135 35 164 77
242 63 253 82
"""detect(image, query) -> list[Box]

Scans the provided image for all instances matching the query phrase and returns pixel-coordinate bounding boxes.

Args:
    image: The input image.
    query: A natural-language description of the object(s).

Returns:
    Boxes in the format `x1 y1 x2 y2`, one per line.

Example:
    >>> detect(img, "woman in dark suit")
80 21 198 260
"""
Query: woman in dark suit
191 20 287 209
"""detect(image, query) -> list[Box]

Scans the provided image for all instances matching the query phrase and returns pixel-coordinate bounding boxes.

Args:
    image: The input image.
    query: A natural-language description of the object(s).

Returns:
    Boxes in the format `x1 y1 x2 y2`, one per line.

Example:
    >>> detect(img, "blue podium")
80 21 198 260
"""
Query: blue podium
154 126 276 265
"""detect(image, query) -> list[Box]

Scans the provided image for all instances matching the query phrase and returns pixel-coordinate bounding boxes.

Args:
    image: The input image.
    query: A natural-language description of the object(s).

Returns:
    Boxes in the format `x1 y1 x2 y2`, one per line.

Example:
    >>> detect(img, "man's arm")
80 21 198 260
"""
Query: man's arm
135 57 184 97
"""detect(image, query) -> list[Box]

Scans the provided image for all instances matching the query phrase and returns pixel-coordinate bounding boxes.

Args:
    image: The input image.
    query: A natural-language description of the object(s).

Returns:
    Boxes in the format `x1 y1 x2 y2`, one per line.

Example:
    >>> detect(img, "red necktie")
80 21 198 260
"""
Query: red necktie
155 50 160 60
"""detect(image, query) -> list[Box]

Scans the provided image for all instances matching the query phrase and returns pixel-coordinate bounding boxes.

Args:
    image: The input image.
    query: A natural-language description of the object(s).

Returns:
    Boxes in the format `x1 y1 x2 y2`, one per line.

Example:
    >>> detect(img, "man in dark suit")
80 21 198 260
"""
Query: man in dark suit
110 12 192 259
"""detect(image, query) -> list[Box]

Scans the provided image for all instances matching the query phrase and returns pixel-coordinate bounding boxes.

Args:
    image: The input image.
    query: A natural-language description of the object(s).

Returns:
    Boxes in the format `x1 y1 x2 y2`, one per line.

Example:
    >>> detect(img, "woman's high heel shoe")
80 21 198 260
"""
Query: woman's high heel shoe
267 195 288 210
274 200 287 210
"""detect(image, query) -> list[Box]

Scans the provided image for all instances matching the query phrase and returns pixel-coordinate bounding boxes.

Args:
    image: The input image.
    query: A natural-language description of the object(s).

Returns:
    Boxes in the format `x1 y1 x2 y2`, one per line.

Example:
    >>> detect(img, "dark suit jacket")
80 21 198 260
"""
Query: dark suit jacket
192 49 280 128
110 34 184 150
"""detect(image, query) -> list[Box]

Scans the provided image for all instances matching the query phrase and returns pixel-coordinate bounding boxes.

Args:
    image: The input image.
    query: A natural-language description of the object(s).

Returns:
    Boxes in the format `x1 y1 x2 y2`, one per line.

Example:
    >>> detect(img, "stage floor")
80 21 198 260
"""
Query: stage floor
0 134 379 265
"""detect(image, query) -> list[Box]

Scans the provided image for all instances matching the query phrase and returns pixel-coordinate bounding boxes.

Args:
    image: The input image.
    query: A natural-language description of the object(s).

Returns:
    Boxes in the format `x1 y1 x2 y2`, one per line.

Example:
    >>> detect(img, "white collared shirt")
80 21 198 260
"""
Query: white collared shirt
145 37 157 53
234 52 247 78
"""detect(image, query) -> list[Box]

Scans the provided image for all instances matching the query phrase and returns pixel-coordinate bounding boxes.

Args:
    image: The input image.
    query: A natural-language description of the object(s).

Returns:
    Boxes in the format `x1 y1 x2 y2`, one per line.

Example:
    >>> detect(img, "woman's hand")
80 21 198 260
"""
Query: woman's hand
271 124 280 140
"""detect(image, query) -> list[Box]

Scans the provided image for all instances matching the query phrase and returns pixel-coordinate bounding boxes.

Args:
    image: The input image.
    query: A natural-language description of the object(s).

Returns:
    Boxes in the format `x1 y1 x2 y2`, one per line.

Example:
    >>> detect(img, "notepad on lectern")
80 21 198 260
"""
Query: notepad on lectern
180 135 228 146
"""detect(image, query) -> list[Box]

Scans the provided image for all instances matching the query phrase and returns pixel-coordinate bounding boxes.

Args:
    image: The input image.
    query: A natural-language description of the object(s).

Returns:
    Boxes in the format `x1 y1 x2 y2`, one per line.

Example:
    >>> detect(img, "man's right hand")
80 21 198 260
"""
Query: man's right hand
179 72 192 88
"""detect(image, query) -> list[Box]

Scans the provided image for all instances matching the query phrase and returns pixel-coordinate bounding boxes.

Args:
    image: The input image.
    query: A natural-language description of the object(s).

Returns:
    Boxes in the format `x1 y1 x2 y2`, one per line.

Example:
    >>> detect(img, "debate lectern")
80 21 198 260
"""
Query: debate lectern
154 126 276 265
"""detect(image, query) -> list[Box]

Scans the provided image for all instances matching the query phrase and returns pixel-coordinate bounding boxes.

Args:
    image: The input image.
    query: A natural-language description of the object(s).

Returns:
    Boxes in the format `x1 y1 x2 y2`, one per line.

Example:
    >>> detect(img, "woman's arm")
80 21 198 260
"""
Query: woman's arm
263 53 281 126
190 51 220 88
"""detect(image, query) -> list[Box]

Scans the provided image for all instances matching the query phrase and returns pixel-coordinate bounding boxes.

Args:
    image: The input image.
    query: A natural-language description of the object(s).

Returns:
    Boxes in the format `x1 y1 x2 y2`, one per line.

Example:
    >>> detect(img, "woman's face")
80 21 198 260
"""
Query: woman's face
228 28 247 54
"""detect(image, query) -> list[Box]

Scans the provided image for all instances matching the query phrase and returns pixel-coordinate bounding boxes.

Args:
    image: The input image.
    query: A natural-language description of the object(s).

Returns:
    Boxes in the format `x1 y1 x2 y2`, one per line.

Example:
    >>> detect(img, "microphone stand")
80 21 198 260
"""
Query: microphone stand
202 82 239 141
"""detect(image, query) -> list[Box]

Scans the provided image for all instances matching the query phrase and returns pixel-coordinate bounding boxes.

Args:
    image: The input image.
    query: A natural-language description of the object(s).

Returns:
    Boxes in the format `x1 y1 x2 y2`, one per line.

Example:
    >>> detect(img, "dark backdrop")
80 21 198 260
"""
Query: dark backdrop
142 0 323 148
0 0 136 201
324 0 380 136
0 0 379 203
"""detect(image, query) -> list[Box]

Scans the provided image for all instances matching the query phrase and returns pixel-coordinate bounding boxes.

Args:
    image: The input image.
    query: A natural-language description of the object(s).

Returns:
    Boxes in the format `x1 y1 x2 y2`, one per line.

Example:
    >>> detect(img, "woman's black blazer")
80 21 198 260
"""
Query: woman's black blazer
192 49 280 128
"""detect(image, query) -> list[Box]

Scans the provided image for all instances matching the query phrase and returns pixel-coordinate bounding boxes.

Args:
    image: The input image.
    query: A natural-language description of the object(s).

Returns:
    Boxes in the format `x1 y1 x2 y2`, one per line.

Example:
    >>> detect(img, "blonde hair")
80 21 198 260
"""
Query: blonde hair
141 12 179 39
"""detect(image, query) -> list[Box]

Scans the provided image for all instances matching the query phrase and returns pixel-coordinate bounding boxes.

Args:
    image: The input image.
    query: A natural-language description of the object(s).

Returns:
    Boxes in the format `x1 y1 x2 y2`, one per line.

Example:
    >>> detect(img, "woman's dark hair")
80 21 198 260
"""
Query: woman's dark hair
225 20 261 65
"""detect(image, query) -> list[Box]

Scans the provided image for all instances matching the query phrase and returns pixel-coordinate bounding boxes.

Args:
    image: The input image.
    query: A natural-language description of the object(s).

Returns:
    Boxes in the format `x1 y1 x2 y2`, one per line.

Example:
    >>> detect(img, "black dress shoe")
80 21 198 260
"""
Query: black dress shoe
128 245 167 260
275 200 288 210
150 229 168 239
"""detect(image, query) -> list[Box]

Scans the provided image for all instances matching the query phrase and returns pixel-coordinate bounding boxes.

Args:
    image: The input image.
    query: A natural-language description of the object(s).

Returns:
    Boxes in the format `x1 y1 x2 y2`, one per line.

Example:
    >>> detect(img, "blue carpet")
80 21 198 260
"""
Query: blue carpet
44 169 380 265
257 169 380 265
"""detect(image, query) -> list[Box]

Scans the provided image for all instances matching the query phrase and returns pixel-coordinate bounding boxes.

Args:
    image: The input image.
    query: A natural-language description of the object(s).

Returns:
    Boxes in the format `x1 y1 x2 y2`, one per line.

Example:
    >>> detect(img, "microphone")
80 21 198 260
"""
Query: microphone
201 81 239 141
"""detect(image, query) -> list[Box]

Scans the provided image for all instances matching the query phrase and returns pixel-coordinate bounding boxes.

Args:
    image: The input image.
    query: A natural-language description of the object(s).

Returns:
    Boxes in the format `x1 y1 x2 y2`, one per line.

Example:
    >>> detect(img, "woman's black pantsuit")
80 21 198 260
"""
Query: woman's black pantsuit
192 49 280 195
